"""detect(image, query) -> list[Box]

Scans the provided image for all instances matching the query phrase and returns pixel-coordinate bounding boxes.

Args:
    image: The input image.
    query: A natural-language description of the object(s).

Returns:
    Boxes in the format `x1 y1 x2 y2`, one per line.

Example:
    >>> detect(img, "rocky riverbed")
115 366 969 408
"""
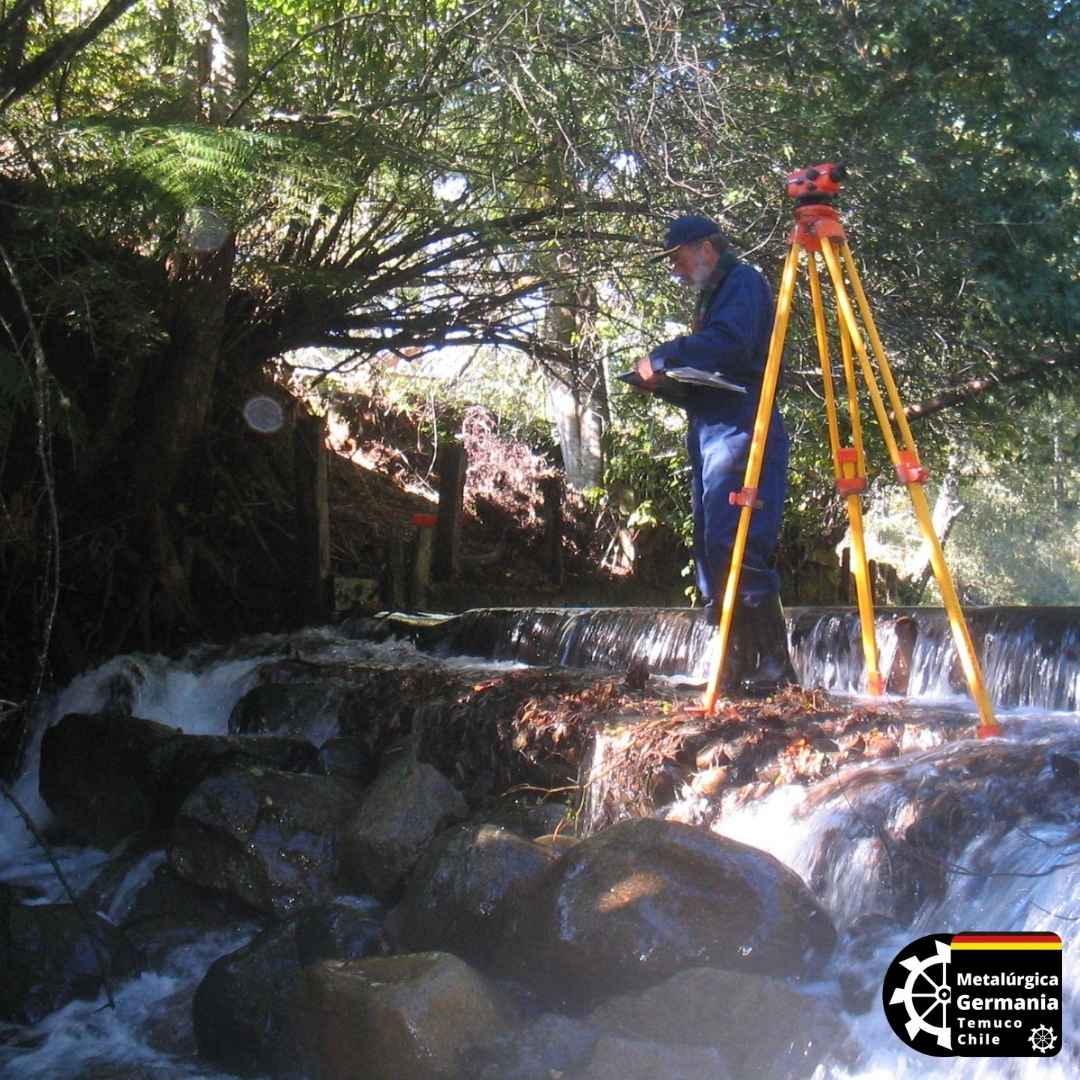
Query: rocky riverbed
2 636 1074 1079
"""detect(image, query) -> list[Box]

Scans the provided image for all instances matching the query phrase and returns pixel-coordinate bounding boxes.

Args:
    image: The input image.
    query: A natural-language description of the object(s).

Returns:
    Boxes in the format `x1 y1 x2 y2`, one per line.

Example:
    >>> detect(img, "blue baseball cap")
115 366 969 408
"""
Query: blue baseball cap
653 213 724 259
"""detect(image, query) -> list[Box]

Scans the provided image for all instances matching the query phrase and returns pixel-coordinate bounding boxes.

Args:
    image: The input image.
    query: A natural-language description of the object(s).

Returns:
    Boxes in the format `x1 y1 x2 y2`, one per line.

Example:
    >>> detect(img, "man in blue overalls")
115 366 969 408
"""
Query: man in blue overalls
636 214 796 691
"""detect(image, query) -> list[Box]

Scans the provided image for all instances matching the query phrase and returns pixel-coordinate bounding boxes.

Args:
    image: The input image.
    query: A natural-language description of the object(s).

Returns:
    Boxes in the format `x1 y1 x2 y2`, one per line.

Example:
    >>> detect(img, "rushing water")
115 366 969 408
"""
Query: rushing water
712 727 1080 1078
424 605 1080 712
1 610 1078 1077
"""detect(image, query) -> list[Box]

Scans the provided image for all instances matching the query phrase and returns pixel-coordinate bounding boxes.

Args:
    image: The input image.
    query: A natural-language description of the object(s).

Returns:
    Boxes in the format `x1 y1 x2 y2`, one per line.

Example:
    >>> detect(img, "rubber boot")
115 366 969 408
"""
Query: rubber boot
736 593 798 696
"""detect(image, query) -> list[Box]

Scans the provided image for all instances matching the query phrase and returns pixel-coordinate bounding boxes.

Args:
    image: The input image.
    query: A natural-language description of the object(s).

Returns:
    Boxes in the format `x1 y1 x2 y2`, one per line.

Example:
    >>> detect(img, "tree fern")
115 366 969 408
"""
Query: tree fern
67 117 357 228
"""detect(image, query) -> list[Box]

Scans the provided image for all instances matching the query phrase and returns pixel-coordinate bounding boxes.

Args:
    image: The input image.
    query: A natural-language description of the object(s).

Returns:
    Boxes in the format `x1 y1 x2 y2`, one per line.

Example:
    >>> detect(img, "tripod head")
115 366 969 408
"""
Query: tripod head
787 163 846 205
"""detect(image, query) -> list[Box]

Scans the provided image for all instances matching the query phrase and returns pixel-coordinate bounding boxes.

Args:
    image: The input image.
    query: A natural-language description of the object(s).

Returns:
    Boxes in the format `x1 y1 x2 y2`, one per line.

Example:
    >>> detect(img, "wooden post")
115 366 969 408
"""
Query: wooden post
409 514 437 609
541 475 564 585
294 414 331 624
885 615 918 695
383 540 408 610
433 443 467 581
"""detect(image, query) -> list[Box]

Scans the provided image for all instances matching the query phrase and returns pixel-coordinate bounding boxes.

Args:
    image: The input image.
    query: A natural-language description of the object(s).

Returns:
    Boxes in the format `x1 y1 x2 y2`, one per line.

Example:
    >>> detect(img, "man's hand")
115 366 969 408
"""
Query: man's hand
636 356 660 387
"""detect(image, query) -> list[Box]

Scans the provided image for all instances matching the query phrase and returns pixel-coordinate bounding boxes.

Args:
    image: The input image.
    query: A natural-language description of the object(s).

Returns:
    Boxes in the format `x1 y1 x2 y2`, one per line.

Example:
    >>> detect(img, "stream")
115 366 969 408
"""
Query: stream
1 607 1077 1078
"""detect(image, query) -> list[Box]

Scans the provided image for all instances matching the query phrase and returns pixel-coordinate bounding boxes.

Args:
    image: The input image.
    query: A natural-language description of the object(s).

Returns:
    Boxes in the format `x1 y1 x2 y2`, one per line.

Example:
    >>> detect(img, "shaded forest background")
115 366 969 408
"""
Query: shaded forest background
1 0 1078 706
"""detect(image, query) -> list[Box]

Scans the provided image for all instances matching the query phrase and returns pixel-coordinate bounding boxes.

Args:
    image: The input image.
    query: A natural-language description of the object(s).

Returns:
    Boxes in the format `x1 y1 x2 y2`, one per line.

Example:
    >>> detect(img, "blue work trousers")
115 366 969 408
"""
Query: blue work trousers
688 411 788 611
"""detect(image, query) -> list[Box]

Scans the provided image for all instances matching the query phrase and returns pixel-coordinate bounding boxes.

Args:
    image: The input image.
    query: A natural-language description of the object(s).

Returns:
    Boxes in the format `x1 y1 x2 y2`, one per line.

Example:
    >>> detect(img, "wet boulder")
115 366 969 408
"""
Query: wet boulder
570 1035 732 1080
229 681 353 741
0 885 142 1023
317 736 377 786
291 951 514 1080
337 755 468 900
170 768 360 916
229 662 450 746
163 732 319 794
142 985 198 1058
494 817 836 1008
193 922 302 1077
465 1012 598 1080
586 966 858 1078
387 823 557 966
40 712 173 846
294 898 388 966
40 711 319 848
193 899 389 1078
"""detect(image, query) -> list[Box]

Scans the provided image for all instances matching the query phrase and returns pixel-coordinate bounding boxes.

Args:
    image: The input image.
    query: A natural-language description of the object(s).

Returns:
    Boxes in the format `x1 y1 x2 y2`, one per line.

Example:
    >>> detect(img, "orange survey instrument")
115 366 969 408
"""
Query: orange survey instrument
700 163 1001 737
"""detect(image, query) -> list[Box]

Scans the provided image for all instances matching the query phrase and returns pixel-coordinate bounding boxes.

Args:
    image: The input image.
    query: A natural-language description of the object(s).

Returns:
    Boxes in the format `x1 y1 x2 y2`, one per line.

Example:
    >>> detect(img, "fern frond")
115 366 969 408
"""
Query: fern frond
67 118 354 226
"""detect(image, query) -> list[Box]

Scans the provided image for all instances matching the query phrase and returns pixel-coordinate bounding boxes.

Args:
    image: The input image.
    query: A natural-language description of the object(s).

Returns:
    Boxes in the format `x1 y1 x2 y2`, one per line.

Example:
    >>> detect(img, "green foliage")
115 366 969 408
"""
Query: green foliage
602 390 691 538
1 0 1078 634
862 394 1080 604
70 119 348 224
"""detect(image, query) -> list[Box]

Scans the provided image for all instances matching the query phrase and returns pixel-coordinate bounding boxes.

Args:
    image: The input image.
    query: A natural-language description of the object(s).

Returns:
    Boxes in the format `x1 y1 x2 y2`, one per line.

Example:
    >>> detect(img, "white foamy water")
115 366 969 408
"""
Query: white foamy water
710 734 1080 1078
0 927 259 1080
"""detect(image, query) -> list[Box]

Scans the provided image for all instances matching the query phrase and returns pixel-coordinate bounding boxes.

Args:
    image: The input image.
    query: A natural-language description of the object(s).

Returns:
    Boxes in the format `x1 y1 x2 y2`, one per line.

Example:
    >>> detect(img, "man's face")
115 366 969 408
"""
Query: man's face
668 240 713 287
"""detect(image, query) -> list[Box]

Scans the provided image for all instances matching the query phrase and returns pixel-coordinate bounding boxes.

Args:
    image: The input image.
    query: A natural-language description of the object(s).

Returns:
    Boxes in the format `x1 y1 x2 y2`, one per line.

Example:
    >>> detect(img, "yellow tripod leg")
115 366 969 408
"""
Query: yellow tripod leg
837 320 883 694
807 255 882 694
700 243 801 715
820 241 1000 735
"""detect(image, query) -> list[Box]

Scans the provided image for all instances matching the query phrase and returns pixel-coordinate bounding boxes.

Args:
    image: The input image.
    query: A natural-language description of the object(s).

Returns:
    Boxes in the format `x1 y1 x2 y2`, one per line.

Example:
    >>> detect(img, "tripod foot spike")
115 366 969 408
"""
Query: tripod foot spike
977 723 1004 739
866 672 885 696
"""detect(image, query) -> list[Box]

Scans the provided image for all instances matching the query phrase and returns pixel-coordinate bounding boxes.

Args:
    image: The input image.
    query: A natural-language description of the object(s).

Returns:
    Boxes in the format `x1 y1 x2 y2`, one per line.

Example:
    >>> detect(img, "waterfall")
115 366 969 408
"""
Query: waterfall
414 605 1080 712
787 607 1080 712
424 607 715 678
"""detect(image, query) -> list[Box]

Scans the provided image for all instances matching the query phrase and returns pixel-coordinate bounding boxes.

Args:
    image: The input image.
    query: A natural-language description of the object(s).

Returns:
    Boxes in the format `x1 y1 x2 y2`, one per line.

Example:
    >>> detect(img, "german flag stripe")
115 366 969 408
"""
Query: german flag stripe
952 933 1061 950
952 943 1061 950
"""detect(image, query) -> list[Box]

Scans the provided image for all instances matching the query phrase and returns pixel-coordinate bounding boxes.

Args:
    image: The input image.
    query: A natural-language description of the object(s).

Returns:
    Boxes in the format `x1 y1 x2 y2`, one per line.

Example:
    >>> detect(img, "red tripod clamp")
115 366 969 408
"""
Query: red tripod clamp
835 447 866 496
895 450 930 485
789 204 846 251
729 487 763 509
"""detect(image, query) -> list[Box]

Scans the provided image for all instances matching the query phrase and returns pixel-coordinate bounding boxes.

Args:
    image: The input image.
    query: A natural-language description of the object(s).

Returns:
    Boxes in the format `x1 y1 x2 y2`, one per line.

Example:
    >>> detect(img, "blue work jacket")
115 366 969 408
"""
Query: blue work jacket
645 257 789 601
646 260 778 431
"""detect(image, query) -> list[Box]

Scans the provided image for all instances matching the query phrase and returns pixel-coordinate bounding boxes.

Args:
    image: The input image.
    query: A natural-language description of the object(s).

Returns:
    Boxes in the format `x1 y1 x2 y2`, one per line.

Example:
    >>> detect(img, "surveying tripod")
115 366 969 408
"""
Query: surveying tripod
699 164 1001 738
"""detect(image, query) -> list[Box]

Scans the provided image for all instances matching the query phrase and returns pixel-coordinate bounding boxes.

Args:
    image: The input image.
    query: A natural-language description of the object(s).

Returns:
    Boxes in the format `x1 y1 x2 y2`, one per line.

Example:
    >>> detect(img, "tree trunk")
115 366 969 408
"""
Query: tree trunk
911 463 966 602
544 275 608 491
548 373 606 490
129 0 249 644
205 0 249 123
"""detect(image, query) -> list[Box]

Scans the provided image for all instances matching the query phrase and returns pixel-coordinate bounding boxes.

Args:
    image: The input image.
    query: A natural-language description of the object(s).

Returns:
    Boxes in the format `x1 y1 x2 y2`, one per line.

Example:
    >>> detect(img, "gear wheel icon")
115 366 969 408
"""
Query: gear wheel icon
1029 1025 1056 1054
888 938 953 1049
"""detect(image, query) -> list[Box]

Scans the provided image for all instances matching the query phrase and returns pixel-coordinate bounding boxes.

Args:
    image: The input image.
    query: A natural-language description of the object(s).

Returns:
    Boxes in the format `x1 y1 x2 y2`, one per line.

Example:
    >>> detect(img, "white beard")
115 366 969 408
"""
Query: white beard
673 248 713 288
689 258 713 287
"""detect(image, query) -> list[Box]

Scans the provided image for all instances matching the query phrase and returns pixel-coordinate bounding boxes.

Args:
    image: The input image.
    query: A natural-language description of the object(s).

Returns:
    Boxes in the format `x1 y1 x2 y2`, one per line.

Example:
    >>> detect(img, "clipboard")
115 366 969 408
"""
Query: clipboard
617 366 746 405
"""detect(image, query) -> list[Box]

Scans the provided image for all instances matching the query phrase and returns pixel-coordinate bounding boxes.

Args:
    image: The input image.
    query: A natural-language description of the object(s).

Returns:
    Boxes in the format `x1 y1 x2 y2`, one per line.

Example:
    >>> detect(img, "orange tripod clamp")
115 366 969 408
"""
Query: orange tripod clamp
895 449 930 485
835 447 866 496
729 487 763 509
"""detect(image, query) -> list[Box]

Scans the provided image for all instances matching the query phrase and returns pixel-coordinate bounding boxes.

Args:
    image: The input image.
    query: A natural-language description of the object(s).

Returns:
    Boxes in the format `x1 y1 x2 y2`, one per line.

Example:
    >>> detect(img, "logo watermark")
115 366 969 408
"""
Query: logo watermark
882 932 1062 1057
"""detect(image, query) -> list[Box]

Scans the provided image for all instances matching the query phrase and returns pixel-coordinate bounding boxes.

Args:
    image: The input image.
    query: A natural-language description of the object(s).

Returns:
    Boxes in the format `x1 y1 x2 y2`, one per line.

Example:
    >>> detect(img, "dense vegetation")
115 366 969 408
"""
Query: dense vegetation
1 0 1077 702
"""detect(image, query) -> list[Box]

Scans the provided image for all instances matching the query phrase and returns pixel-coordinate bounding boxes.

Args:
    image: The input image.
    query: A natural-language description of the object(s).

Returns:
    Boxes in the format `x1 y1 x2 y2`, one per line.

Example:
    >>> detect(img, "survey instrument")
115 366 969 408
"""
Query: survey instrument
700 163 1001 738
